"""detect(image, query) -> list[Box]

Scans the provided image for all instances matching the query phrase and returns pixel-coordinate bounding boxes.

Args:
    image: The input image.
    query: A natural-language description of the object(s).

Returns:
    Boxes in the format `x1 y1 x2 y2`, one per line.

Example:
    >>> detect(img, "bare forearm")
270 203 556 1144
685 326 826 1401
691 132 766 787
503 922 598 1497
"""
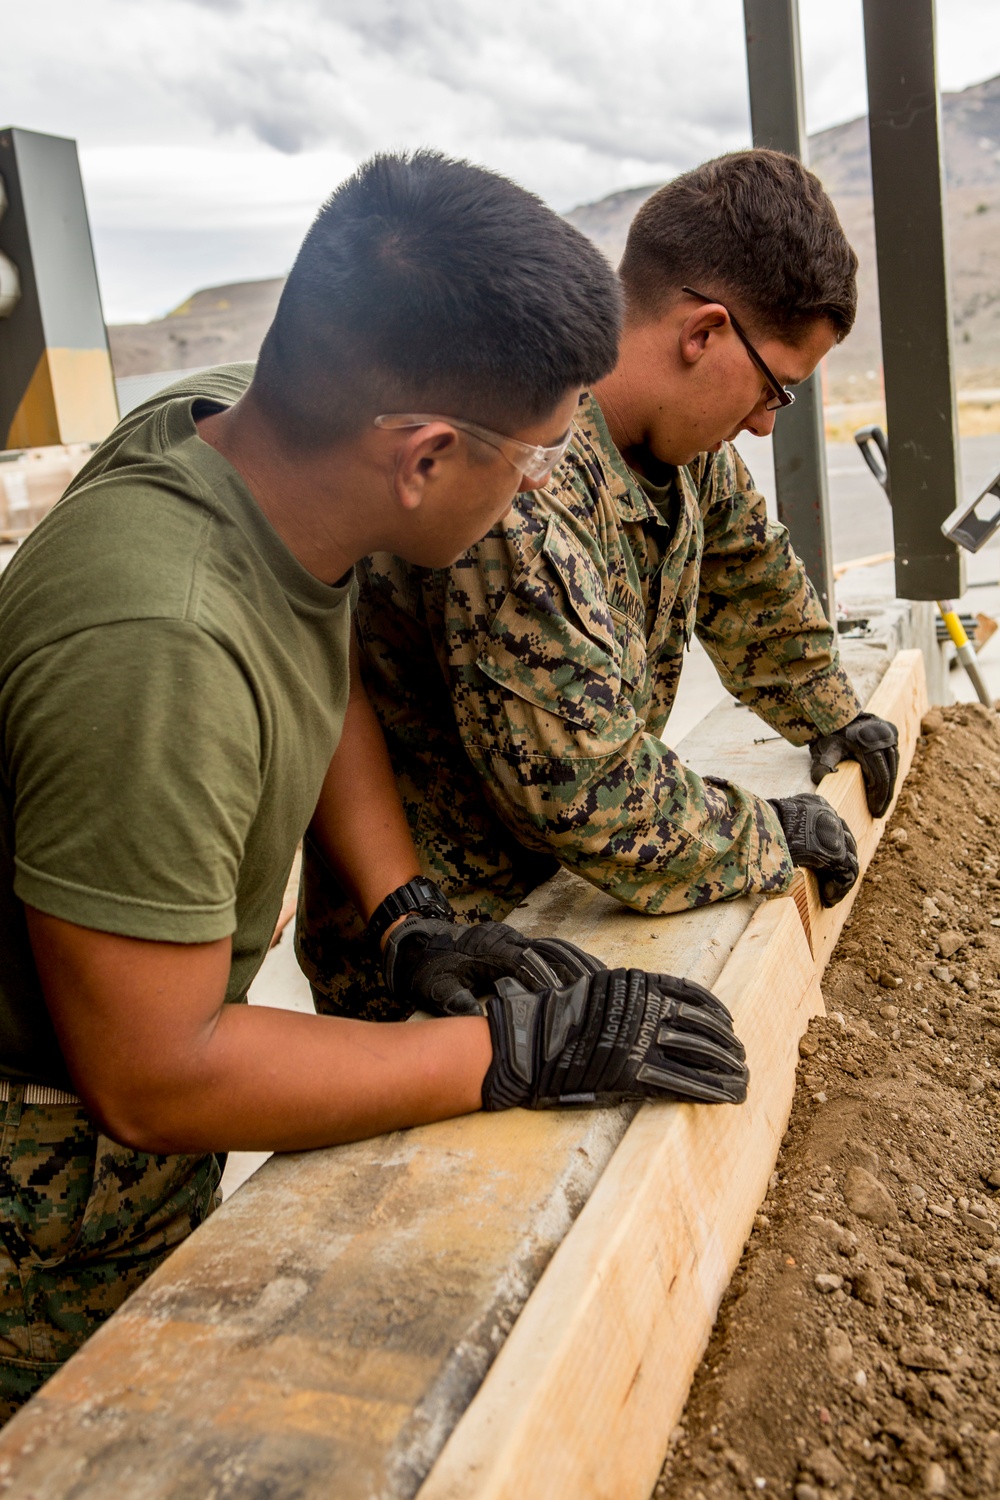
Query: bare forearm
90 1005 492 1155
310 638 421 920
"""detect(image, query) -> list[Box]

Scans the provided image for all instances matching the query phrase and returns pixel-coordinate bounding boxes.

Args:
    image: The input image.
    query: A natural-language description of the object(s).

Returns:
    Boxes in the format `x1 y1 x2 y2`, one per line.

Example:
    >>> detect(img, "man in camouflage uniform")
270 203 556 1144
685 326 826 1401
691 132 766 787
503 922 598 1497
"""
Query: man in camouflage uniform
300 150 897 1020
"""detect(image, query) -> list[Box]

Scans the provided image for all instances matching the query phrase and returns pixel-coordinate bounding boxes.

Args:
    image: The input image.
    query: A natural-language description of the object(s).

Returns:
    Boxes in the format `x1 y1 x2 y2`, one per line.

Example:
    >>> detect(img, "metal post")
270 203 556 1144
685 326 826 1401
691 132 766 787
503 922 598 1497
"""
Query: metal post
0 127 118 450
861 0 963 600
743 0 835 619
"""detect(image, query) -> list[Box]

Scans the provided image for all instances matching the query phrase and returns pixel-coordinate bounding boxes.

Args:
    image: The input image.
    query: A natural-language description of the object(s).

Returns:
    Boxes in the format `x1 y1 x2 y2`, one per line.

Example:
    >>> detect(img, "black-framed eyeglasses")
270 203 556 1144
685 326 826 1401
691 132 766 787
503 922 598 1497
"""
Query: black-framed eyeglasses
682 286 796 412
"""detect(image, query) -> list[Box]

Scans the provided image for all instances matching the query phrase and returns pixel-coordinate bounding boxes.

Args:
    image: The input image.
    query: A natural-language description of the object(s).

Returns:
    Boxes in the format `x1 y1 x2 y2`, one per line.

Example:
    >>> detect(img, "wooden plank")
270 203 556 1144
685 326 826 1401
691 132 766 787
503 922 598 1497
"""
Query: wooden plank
0 1108 632 1499
416 649 929 1500
789 648 928 968
417 899 823 1500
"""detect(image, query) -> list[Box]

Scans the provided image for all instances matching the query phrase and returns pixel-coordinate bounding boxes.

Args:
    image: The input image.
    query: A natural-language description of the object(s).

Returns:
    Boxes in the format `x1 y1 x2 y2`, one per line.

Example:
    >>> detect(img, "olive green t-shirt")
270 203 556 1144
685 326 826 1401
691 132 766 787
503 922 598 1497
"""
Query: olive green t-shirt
0 365 354 1087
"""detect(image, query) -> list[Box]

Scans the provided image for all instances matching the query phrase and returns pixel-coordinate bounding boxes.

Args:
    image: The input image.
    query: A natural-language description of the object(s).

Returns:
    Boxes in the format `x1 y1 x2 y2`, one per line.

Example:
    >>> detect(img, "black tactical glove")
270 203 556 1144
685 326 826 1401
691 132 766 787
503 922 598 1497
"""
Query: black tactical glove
482 968 749 1110
768 793 859 908
809 711 899 819
383 916 606 1017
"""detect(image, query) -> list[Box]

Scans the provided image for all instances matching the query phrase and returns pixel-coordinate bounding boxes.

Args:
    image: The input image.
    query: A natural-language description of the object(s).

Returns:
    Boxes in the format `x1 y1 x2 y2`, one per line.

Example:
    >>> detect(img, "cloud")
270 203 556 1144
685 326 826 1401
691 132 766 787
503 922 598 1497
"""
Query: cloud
5 0 1000 320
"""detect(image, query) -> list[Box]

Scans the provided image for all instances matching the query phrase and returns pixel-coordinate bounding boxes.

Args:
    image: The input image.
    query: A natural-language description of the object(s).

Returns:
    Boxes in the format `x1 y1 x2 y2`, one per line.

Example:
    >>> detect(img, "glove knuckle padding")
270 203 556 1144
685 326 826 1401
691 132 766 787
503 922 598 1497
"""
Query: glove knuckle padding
810 712 899 818
384 917 607 1017
483 968 749 1111
769 794 859 909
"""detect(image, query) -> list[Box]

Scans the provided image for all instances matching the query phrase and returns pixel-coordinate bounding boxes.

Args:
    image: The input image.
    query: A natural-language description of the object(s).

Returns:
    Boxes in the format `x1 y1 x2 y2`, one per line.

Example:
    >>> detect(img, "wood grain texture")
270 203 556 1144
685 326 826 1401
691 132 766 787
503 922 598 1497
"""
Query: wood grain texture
416 899 823 1500
789 649 928 969
416 651 929 1500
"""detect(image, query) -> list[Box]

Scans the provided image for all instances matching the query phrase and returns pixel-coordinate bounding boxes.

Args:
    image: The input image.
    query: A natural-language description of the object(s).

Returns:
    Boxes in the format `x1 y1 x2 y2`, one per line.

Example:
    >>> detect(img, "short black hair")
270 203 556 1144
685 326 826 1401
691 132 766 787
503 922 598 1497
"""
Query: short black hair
251 151 622 448
619 149 857 343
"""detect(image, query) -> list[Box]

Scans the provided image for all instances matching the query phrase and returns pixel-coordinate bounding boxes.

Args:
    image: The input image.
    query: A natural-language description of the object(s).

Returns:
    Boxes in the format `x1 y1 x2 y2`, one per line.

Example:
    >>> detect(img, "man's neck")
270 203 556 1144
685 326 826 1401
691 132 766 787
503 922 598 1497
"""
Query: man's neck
196 400 377 585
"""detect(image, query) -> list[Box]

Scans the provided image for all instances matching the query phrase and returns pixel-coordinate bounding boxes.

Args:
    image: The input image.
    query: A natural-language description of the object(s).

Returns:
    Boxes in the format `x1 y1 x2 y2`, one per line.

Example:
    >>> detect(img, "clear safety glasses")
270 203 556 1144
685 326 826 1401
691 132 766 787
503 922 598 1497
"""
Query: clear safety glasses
374 412 574 483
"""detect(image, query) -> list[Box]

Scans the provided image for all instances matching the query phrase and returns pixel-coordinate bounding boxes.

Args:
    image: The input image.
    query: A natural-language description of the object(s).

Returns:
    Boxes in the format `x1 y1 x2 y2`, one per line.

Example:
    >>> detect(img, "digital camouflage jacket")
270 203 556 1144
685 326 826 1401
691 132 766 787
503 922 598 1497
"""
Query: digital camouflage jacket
298 394 861 1018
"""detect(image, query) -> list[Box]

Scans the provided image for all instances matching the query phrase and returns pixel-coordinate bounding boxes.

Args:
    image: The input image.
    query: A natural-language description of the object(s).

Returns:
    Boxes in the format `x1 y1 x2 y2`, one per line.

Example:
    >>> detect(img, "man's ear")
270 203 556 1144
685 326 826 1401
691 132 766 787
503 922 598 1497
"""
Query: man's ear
678 303 729 368
391 424 460 512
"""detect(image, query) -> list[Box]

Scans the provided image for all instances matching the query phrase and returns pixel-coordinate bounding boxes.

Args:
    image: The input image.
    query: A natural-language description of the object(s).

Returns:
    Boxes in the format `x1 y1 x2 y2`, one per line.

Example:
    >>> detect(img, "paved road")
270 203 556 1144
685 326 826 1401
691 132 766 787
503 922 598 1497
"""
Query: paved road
734 430 1000 572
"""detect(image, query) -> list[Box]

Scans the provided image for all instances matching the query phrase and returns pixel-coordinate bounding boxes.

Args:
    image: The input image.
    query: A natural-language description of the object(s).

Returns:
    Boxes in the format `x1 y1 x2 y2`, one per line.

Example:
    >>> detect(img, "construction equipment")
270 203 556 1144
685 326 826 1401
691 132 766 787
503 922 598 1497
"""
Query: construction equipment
854 425 993 707
941 470 1000 555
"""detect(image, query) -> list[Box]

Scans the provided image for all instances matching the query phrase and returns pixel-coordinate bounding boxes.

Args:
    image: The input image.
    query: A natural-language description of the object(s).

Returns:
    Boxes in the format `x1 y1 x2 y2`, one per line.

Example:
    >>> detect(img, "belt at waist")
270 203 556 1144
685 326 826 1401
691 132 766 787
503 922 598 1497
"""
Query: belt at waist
0 1079 82 1106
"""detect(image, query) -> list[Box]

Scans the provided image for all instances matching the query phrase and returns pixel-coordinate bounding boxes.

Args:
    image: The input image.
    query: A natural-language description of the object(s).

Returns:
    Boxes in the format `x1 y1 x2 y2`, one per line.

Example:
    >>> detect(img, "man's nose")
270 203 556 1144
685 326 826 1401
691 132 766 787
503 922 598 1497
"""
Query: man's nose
742 404 777 439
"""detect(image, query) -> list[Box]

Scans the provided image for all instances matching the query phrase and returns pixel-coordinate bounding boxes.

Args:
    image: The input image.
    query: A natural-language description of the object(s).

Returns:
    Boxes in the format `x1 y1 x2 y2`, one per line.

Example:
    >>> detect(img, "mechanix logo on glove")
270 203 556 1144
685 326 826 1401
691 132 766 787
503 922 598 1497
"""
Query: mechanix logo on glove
482 967 749 1111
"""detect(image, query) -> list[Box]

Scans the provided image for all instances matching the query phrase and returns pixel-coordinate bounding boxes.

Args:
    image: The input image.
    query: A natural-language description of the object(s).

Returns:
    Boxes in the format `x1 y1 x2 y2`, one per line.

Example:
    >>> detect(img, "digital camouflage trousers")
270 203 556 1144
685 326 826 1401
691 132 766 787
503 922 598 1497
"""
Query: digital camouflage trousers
0 1087 220 1423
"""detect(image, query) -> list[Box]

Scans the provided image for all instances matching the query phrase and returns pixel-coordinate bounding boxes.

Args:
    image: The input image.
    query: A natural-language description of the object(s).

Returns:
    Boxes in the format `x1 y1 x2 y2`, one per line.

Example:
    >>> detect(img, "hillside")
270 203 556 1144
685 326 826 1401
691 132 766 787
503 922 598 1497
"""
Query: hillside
108 73 1000 401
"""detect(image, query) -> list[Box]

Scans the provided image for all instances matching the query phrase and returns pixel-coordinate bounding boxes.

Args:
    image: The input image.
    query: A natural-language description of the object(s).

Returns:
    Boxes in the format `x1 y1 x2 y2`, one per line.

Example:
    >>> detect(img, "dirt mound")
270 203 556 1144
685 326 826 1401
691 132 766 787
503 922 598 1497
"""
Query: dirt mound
657 703 1000 1500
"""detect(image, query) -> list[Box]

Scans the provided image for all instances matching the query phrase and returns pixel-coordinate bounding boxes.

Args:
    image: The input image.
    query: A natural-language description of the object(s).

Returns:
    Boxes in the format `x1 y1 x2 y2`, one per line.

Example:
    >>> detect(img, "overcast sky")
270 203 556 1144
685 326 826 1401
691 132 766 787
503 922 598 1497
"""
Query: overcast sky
5 0 1000 323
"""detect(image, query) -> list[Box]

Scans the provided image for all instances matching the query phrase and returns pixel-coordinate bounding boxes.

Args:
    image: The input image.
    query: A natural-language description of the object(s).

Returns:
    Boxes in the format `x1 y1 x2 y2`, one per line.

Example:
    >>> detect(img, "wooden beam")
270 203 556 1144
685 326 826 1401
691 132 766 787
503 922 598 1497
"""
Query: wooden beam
417 898 822 1500
416 651 929 1500
789 648 928 967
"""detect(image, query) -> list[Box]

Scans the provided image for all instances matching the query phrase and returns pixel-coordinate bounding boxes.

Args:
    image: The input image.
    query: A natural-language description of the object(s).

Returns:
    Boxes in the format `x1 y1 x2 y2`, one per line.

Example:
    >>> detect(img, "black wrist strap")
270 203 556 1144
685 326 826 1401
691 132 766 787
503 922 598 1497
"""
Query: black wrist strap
367 877 455 945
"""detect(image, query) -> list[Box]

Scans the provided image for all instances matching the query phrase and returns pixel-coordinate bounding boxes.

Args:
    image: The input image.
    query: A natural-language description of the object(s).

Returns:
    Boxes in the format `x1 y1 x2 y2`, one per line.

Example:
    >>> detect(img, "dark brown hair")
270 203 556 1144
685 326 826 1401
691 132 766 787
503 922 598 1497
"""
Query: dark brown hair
618 149 857 343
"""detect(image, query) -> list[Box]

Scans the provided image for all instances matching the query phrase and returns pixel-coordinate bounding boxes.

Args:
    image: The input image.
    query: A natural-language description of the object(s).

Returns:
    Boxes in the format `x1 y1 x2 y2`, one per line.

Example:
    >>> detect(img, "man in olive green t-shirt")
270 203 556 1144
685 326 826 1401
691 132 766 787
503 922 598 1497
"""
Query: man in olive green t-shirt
0 152 628 1416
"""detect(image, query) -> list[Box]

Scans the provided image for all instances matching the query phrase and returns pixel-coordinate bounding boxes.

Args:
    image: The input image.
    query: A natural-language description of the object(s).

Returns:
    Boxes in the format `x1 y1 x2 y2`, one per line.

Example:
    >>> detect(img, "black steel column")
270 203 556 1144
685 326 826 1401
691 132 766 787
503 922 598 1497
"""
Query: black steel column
862 0 963 600
743 0 835 618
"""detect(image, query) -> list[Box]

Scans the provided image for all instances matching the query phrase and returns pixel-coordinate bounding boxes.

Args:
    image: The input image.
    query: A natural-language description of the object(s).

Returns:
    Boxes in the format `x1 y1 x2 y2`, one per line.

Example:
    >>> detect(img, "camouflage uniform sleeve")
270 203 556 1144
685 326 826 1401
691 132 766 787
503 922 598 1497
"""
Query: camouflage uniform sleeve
694 444 861 745
452 492 793 915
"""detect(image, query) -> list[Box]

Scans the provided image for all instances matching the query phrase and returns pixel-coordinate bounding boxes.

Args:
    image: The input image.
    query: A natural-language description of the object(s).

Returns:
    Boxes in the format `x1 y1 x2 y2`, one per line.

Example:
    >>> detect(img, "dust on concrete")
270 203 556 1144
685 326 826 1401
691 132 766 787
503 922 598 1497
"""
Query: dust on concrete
657 703 1000 1500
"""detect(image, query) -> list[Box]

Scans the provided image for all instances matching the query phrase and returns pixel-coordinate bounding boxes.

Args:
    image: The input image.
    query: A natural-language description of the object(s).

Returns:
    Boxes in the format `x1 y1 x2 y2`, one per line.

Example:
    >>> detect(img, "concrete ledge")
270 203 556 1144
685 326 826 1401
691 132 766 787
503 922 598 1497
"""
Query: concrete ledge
0 647 929 1498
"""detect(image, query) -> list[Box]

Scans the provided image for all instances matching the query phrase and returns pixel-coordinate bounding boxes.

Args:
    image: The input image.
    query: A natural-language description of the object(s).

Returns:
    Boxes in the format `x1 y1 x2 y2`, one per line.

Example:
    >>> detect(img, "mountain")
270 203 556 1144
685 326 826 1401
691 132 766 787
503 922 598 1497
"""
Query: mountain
109 277 285 379
108 73 1000 401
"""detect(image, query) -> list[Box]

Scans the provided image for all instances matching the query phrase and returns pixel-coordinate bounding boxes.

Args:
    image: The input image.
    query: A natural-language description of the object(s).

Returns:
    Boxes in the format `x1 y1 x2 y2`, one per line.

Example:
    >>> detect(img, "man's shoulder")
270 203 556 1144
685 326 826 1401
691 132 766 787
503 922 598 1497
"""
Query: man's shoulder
12 363 261 627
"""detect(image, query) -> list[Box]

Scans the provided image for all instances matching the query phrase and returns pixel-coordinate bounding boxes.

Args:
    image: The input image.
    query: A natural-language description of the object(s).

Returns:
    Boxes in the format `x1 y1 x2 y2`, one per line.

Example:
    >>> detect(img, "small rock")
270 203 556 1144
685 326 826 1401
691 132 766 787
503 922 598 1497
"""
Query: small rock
824 1325 853 1369
908 1182 928 1201
815 1273 844 1294
968 1075 986 1094
853 1267 884 1306
963 974 981 993
798 1034 819 1058
890 827 909 844
916 1018 936 1036
879 971 903 989
899 1342 951 1372
879 1003 899 1020
854 1367 868 1387
924 1460 948 1495
793 1487 820 1500
937 931 964 959
932 965 953 984
923 896 941 918
843 1141 879 1175
921 710 945 734
803 1448 849 1487
843 1165 897 1227
985 1164 1000 1189
722 1446 749 1479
